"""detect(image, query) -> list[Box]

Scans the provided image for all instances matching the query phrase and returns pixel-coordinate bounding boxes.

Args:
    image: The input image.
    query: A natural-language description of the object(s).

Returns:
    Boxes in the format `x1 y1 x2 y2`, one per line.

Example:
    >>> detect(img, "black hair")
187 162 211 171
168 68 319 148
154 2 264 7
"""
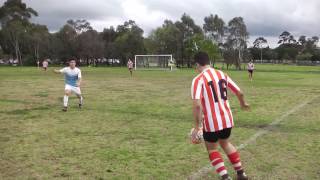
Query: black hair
194 51 210 66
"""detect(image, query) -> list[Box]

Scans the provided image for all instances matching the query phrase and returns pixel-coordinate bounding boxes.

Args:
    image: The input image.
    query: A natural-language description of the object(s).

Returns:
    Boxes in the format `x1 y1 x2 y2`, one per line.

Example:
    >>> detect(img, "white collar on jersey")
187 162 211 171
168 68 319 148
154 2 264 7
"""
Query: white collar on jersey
201 66 212 73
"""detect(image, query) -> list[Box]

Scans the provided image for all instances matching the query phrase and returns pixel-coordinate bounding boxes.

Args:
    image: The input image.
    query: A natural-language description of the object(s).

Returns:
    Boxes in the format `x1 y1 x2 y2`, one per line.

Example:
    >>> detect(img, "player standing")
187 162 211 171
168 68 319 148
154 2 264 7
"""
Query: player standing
37 60 40 69
247 61 254 81
127 59 134 77
42 60 48 71
190 52 250 180
54 59 83 112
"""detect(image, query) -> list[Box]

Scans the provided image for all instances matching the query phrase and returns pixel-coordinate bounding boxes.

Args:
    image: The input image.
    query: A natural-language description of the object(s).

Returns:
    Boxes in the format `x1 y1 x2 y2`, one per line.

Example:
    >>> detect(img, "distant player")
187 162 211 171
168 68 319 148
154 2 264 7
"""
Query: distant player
190 52 250 180
42 60 48 71
54 59 83 112
247 61 254 81
127 59 134 77
169 59 174 71
37 60 40 69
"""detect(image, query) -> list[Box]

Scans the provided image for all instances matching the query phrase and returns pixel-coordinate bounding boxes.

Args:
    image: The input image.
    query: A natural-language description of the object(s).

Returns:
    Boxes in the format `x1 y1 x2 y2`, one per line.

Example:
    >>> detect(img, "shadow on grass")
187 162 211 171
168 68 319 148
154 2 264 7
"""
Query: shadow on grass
0 104 55 115
0 98 29 104
33 92 49 97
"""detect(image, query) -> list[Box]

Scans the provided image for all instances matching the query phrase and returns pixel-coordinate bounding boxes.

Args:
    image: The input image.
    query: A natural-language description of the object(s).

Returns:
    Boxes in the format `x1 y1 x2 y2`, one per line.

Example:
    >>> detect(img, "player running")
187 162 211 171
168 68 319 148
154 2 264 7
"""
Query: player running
127 59 134 77
190 52 250 180
54 59 83 112
247 61 254 81
42 60 48 71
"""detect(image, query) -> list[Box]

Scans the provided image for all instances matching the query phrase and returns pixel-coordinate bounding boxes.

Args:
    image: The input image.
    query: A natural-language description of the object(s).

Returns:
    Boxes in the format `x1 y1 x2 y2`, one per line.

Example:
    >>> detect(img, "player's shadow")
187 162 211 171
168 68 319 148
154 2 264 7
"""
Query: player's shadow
2 104 55 115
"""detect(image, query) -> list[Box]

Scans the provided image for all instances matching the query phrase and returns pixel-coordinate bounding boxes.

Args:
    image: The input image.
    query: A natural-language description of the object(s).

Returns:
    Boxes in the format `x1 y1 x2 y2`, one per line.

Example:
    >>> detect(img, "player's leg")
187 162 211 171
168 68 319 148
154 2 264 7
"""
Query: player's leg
73 87 83 108
251 71 254 81
218 129 248 180
204 132 231 180
63 88 71 111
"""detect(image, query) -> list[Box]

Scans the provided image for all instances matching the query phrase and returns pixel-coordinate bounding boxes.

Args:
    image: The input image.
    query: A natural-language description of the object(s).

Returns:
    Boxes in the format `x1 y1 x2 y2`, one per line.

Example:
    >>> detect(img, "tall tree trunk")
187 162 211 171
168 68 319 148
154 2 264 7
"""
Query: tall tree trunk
237 49 241 70
14 40 19 64
260 48 263 62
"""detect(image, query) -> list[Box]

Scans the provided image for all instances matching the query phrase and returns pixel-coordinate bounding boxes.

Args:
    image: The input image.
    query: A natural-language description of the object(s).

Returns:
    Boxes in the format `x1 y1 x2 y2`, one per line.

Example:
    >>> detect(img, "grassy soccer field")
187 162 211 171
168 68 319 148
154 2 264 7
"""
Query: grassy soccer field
0 65 320 180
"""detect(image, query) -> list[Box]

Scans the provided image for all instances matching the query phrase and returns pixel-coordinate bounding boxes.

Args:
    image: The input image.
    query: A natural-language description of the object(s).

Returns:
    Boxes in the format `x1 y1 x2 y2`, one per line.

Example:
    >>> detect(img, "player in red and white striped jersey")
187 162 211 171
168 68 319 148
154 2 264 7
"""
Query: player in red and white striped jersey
127 59 134 77
190 52 250 180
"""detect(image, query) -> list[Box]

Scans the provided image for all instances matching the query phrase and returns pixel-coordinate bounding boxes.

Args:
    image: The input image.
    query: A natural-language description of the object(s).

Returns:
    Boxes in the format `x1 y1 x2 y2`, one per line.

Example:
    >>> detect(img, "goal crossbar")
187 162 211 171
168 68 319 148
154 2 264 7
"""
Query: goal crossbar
134 54 173 70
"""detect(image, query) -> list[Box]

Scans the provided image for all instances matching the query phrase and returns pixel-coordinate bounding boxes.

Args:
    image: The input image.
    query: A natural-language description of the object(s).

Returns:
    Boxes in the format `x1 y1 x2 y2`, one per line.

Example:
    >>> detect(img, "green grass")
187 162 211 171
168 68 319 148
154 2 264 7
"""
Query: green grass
0 65 320 179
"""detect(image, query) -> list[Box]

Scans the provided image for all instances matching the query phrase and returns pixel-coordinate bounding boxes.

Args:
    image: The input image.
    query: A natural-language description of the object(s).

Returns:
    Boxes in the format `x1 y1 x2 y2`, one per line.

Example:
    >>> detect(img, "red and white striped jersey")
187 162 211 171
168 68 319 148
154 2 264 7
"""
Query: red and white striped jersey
127 60 134 69
191 68 241 132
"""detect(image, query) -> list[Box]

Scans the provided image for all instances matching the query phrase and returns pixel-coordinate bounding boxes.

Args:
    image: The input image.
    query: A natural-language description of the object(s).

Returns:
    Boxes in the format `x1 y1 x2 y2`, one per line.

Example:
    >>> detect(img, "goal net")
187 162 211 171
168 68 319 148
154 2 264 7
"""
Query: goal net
134 55 175 70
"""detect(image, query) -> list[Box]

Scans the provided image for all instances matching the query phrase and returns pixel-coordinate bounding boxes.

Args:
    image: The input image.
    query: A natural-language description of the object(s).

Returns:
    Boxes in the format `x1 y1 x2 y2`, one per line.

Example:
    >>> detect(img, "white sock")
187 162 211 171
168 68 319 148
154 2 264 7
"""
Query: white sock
63 95 69 107
79 95 83 105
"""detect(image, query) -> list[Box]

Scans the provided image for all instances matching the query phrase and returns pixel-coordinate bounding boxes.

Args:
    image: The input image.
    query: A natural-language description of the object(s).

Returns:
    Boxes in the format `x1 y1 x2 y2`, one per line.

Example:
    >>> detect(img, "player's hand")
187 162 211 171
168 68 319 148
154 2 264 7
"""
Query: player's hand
76 82 81 87
240 103 250 111
190 128 203 144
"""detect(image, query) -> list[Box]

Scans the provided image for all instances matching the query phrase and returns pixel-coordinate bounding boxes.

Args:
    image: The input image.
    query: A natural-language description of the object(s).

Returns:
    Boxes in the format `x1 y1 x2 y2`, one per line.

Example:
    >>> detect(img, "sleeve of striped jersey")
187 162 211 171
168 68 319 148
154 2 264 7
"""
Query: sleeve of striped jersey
191 77 202 100
226 75 241 94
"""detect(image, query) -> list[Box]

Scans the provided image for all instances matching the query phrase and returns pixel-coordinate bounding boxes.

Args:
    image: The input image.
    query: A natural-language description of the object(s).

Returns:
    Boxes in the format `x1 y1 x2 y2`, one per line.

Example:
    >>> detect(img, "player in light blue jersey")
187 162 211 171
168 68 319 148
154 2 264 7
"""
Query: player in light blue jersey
54 59 83 111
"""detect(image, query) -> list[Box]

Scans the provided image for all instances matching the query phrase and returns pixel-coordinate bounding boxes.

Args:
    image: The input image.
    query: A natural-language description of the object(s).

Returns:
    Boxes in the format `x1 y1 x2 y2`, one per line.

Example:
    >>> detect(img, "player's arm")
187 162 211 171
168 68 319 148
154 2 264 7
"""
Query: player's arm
77 77 82 87
77 70 82 87
226 75 250 111
191 78 203 130
192 99 202 130
54 68 65 74
235 90 250 111
53 69 61 74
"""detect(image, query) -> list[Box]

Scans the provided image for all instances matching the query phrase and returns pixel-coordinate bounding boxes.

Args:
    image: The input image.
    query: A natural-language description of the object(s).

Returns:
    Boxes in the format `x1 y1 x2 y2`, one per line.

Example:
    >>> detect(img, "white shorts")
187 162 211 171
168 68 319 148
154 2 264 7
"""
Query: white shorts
65 84 81 95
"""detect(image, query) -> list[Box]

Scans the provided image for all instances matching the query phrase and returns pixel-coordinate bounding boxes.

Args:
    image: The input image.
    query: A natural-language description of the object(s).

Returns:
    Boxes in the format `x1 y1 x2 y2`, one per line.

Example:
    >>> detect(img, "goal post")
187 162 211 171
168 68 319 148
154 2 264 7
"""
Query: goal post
134 54 175 70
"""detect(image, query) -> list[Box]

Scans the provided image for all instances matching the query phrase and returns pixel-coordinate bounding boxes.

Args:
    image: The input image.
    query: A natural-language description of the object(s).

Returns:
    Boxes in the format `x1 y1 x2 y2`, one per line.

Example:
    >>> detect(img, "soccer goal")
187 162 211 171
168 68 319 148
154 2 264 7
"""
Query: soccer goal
134 54 175 70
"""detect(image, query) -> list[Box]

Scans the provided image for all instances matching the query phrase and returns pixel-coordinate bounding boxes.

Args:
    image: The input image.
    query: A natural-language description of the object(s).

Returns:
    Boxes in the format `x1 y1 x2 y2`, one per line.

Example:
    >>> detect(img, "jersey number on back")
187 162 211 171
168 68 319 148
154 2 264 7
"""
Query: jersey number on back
208 79 227 102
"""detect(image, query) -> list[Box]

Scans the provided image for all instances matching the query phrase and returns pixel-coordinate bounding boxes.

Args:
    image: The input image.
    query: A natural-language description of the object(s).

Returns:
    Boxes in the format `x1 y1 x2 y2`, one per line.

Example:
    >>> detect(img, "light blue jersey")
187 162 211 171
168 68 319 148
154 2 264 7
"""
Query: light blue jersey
59 67 82 87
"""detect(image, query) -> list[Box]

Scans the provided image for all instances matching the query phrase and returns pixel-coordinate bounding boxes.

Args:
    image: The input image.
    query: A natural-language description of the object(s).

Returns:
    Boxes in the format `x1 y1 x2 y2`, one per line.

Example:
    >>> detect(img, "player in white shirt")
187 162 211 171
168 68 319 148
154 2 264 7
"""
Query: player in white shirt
247 61 255 81
54 59 83 112
42 60 48 71
127 59 134 77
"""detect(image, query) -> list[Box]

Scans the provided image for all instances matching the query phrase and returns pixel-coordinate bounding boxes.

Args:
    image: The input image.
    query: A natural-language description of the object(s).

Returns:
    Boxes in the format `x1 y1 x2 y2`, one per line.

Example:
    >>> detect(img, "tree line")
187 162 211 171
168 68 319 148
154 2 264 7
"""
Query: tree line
0 0 319 68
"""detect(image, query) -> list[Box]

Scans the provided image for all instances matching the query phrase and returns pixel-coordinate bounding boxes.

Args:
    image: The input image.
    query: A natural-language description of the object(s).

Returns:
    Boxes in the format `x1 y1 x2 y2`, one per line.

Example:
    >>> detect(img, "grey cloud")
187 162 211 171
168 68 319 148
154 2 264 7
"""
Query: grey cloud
0 0 319 40
23 0 124 31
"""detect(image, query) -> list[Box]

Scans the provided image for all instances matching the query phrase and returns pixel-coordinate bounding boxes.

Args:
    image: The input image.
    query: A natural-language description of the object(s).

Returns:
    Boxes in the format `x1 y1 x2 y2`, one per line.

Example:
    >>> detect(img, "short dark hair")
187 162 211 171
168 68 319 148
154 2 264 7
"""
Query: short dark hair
69 59 76 63
194 51 210 66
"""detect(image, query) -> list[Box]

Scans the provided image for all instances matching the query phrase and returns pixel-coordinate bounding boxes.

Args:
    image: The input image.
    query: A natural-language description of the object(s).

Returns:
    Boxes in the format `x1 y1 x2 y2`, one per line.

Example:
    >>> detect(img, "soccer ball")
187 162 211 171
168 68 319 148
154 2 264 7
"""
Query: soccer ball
189 128 203 144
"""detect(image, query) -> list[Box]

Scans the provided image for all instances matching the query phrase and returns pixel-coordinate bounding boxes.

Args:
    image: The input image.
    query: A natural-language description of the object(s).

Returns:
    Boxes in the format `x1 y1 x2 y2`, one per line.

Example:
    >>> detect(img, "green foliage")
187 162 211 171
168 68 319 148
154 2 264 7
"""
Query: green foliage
297 52 313 61
275 44 300 60
189 34 221 65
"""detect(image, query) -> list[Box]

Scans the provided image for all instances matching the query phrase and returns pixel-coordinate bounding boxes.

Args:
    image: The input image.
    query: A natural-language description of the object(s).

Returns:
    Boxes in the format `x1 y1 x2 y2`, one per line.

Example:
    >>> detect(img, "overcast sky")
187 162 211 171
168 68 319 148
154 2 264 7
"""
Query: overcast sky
1 0 320 47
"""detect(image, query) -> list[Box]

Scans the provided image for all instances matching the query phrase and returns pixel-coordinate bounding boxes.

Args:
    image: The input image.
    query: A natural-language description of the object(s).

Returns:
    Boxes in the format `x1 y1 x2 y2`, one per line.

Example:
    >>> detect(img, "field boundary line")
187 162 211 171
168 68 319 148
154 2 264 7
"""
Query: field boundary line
187 96 319 180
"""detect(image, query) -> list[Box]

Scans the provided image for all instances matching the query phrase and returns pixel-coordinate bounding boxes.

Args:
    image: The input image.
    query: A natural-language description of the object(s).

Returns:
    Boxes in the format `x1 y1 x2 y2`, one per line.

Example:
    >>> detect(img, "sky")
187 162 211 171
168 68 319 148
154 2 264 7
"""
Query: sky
1 0 320 47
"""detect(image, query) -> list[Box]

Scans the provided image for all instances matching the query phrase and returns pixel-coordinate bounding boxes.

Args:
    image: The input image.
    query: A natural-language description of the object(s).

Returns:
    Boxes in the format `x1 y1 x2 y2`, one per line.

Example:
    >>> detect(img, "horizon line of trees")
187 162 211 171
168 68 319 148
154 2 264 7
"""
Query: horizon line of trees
0 0 319 68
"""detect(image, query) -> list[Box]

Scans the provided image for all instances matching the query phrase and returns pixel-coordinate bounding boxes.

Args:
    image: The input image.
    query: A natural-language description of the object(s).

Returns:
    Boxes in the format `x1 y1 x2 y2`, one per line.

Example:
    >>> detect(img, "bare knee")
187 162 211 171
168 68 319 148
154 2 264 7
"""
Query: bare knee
65 90 71 96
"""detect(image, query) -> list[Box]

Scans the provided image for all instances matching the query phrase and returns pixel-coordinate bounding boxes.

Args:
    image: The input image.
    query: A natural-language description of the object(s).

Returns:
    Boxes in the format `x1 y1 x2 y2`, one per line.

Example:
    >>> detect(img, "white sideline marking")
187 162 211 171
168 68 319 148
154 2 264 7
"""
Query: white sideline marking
187 96 318 180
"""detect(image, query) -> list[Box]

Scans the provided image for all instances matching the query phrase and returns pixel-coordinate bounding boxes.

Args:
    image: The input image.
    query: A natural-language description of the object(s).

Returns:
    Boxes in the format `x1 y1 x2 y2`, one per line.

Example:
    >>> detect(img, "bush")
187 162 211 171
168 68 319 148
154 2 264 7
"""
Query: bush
297 53 313 61
23 55 37 66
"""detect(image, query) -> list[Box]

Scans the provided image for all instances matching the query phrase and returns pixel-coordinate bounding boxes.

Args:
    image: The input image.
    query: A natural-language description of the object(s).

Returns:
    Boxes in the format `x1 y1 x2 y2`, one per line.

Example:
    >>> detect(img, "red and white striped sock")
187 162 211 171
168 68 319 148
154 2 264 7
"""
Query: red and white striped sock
209 151 228 177
227 151 243 172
